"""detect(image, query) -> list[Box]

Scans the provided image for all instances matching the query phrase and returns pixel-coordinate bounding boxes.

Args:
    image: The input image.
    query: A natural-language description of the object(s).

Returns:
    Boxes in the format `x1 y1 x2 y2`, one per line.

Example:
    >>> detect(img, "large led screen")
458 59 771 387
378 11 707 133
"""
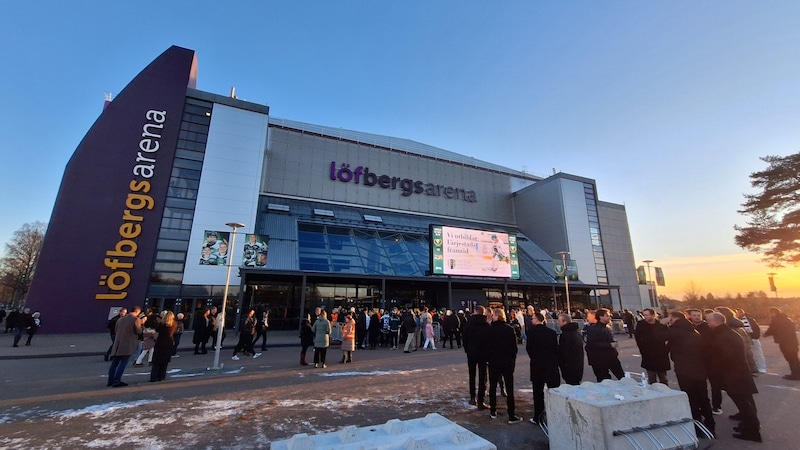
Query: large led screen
430 225 520 279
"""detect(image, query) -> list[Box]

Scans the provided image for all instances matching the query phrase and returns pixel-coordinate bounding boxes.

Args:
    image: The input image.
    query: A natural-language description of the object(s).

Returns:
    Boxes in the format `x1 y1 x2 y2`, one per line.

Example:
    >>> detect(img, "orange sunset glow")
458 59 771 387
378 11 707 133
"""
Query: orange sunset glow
656 252 800 300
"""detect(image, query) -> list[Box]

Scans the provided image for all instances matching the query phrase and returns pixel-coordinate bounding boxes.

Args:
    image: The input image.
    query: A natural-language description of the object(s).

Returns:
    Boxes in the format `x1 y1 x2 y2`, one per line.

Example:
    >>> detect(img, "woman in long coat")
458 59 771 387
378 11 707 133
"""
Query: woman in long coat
193 309 211 354
150 311 178 382
311 310 331 368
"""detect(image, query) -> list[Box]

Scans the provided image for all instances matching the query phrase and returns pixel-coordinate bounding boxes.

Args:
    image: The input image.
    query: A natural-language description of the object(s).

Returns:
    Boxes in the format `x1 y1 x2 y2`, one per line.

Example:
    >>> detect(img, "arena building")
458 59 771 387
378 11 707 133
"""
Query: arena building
26 46 645 333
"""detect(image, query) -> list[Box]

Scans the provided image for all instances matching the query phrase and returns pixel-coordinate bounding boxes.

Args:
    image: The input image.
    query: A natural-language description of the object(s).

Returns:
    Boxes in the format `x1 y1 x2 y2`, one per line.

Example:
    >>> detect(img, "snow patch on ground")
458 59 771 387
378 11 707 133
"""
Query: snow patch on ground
317 368 429 377
0 392 461 449
765 384 800 392
55 399 164 421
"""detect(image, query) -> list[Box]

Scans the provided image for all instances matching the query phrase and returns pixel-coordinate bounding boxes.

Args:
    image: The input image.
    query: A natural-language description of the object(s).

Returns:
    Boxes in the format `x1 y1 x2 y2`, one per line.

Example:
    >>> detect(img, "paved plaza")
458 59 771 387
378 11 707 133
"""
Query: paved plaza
1 329 797 449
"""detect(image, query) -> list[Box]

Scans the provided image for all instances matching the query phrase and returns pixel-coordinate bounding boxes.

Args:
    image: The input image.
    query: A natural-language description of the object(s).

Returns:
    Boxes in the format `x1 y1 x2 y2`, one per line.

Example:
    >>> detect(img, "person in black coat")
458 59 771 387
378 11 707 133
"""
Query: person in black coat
527 312 560 424
150 311 178 382
662 311 714 434
401 310 417 352
764 307 800 380
634 308 671 385
356 308 368 349
585 308 625 381
623 309 636 338
706 312 760 442
12 308 34 347
368 311 381 349
445 310 462 349
557 313 584 385
299 318 314 366
486 308 522 423
5 308 19 334
462 305 491 407
193 308 211 354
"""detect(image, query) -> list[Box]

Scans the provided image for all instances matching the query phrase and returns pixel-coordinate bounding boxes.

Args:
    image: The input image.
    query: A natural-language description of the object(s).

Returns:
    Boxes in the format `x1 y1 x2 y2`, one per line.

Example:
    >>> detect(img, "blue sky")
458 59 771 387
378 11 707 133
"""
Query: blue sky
2 2 800 297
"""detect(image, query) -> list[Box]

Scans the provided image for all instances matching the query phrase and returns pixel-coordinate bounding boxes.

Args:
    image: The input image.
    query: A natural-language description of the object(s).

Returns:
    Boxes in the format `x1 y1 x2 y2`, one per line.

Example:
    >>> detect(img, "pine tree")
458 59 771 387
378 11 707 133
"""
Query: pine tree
734 153 800 266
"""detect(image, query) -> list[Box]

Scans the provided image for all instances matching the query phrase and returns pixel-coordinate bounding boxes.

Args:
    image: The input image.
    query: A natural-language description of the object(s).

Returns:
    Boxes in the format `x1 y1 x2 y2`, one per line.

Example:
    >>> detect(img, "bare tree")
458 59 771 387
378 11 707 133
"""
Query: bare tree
0 221 46 308
682 280 703 304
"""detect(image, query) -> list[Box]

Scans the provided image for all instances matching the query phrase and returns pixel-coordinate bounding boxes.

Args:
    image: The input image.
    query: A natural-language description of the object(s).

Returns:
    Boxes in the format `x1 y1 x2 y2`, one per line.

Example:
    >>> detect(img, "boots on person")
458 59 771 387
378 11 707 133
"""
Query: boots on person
346 352 352 363
300 352 308 366
340 354 346 364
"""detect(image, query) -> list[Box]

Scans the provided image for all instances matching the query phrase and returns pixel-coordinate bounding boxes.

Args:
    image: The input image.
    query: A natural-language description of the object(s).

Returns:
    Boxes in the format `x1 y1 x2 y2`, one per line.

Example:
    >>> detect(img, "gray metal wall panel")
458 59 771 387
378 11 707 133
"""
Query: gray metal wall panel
262 213 299 270
513 179 568 257
597 202 641 310
268 117 539 181
265 128 515 224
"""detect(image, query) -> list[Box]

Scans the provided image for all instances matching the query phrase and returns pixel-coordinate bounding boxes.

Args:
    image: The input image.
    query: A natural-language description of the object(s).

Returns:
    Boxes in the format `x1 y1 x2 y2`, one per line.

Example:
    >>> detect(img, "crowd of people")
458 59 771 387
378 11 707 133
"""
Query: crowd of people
306 303 796 442
2 307 41 346
85 300 800 442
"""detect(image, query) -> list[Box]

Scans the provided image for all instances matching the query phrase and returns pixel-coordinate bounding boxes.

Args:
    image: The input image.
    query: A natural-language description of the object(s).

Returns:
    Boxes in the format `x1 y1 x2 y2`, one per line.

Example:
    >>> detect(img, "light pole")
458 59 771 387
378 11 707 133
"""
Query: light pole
210 222 246 371
557 251 571 315
642 260 658 308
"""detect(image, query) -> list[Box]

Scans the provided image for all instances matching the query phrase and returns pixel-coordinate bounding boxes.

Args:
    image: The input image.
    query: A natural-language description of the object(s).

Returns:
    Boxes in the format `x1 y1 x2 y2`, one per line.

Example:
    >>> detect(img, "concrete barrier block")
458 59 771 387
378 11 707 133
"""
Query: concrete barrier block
546 379 695 450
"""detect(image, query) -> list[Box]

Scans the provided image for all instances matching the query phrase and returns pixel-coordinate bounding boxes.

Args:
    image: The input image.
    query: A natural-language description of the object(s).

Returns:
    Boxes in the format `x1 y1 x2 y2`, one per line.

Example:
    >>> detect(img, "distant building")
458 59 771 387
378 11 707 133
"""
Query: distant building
26 46 642 333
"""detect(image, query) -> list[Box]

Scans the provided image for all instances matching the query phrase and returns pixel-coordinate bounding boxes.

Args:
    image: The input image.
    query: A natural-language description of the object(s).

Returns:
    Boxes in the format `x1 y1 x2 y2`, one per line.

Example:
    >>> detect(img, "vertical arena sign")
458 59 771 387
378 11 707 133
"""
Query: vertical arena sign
96 110 167 300
25 46 198 333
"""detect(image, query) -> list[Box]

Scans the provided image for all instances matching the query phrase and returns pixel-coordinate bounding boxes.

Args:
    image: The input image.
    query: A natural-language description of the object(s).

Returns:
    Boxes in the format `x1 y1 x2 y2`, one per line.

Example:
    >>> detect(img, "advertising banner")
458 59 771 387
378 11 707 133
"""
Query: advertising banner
242 233 269 267
655 267 665 286
430 225 519 279
637 265 647 284
198 230 231 265
553 259 579 281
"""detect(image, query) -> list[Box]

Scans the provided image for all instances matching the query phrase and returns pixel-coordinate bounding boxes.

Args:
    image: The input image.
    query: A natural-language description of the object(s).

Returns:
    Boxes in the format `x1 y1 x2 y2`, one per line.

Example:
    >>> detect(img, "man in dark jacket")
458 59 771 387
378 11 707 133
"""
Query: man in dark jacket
401 309 417 353
716 306 757 374
462 305 490 407
445 310 461 349
486 308 522 424
635 308 670 385
663 311 714 435
5 308 19 334
356 308 368 349
527 312 560 424
585 308 625 381
557 313 584 385
12 308 34 347
706 312 761 442
764 307 800 380
623 309 636 338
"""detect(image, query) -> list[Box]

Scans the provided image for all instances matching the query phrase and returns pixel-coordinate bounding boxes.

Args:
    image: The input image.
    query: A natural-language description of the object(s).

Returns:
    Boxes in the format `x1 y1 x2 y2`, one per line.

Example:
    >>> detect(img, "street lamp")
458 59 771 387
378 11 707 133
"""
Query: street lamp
557 251 571 315
642 260 659 308
210 222 246 371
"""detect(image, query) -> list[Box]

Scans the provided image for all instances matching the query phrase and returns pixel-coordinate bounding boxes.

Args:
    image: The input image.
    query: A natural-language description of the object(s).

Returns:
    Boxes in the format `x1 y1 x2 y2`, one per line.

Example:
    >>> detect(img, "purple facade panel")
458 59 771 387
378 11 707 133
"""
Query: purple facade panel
25 46 197 333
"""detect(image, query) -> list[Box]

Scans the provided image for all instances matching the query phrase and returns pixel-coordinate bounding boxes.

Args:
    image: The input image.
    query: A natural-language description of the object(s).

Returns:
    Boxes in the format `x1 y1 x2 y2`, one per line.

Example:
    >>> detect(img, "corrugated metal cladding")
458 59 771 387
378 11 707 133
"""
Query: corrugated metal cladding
261 211 299 270
264 127 520 225
268 117 538 180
